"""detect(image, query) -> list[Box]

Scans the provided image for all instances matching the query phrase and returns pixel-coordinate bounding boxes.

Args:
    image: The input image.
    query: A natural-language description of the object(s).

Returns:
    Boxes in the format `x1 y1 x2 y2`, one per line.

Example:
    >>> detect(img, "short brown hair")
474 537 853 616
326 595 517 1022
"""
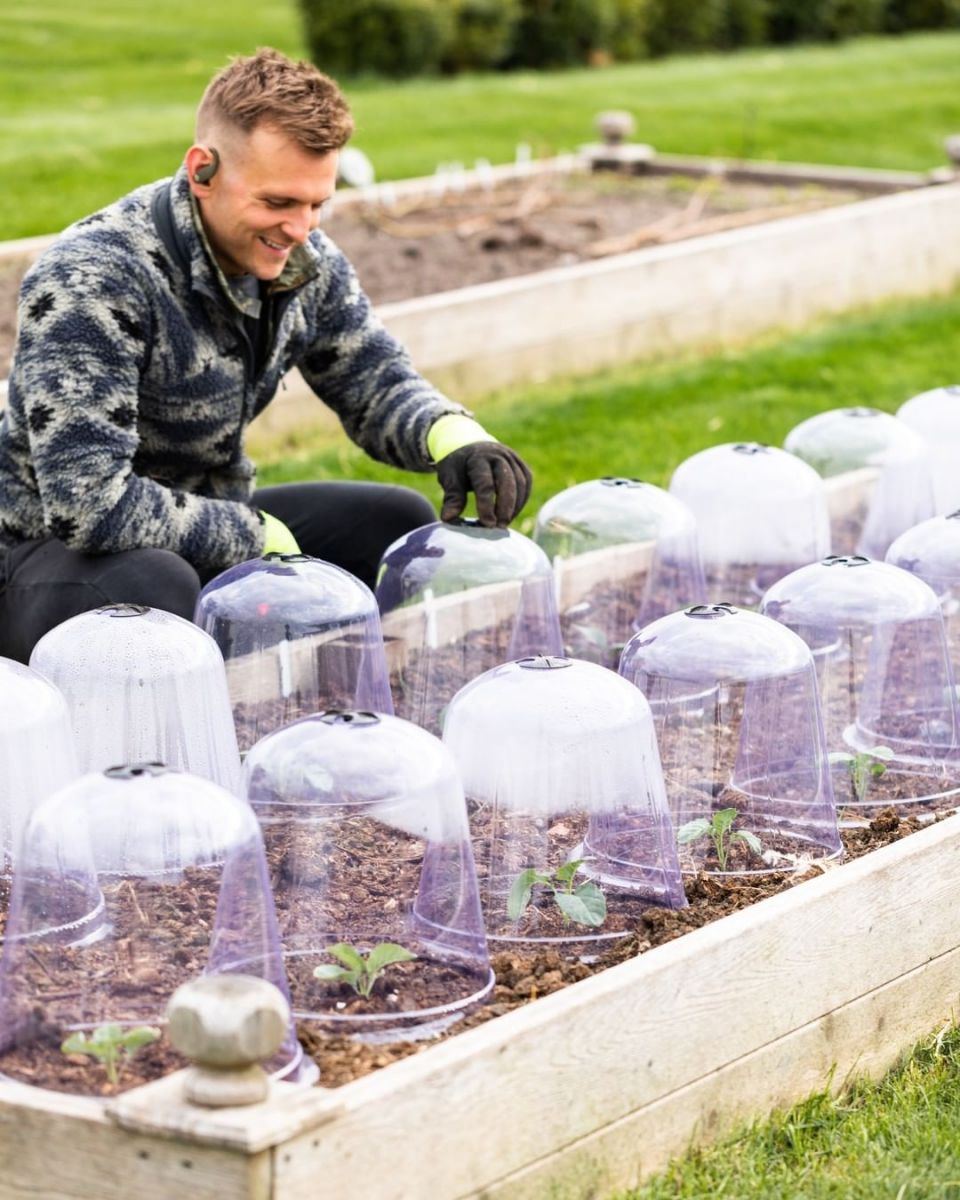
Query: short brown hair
197 48 354 154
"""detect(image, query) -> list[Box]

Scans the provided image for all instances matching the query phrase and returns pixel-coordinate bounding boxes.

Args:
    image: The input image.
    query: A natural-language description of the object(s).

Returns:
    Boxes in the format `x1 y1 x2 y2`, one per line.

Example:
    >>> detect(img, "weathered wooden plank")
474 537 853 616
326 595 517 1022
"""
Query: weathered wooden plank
479 944 960 1199
0 1081 272 1200
268 814 960 1200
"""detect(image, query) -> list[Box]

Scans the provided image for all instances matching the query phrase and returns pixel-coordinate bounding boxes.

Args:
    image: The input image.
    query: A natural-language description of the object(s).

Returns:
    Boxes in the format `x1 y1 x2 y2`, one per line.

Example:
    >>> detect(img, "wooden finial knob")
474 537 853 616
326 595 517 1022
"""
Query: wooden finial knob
166 974 291 1107
595 110 636 146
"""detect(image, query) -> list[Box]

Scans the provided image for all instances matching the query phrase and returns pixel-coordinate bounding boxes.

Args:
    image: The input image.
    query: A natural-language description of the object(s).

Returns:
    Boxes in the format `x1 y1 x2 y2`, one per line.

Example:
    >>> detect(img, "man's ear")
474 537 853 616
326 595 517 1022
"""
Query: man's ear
186 145 220 192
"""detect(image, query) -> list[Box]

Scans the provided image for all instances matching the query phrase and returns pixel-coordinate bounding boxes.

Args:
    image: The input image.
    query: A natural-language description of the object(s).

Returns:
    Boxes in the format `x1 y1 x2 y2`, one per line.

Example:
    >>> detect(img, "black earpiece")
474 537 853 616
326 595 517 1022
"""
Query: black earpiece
192 147 220 184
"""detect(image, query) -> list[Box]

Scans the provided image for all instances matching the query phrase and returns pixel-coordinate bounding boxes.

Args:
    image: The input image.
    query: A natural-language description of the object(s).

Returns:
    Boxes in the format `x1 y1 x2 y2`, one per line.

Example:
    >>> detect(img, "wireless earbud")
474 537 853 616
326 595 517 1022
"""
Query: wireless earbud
192 147 220 184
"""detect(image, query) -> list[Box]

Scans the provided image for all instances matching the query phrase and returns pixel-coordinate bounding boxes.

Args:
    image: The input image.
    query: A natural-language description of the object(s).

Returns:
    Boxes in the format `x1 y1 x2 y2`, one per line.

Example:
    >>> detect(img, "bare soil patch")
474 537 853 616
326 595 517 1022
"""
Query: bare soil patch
0 170 865 378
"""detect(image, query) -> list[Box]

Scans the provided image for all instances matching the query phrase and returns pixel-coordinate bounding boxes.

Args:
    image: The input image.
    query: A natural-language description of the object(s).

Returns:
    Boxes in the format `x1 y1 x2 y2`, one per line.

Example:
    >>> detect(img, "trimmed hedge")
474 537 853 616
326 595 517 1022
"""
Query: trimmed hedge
301 0 453 78
299 0 960 77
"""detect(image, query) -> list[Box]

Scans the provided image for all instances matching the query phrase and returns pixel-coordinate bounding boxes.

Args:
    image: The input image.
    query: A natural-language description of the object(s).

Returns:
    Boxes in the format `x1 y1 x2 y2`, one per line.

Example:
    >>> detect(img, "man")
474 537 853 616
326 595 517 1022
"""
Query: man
0 48 531 662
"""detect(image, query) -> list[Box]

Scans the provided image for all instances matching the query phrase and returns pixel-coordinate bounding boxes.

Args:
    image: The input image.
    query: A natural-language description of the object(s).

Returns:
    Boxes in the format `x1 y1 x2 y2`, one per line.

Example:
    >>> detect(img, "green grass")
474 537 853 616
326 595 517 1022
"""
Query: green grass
257 288 960 533
3 5 960 238
621 1022 960 1199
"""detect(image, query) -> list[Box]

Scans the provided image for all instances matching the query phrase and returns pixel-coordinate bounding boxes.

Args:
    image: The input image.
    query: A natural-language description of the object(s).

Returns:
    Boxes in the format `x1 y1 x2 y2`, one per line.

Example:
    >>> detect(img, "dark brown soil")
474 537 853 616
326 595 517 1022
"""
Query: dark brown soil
0 169 864 378
301 806 936 1087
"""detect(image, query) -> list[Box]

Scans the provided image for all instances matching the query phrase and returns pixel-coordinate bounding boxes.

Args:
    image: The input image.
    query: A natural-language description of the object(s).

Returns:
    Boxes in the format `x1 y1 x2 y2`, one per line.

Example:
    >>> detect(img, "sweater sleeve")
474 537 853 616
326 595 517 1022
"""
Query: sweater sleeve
296 235 467 472
10 250 265 571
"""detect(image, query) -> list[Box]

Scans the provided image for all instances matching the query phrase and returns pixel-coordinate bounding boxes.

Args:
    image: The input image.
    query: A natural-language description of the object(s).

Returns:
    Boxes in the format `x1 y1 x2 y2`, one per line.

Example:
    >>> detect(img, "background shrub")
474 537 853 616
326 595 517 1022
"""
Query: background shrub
442 0 522 71
768 0 886 41
719 0 771 46
506 0 618 68
883 0 960 29
301 0 453 78
644 0 728 55
608 0 651 60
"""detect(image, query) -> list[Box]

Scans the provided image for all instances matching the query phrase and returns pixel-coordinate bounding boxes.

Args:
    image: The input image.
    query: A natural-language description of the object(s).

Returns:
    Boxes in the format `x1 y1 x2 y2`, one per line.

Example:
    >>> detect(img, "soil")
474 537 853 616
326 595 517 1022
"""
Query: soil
0 169 866 378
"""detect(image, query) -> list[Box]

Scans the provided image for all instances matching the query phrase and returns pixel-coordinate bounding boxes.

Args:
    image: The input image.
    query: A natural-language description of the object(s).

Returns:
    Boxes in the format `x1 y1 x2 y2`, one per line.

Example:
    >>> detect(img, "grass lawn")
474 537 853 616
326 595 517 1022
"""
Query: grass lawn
257 287 960 535
622 1022 960 1199
2 4 960 238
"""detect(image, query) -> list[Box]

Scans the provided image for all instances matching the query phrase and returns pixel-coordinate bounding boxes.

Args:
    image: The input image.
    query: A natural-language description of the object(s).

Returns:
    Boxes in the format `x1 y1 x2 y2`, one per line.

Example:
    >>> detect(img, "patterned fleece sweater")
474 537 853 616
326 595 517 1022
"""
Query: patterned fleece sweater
0 166 464 572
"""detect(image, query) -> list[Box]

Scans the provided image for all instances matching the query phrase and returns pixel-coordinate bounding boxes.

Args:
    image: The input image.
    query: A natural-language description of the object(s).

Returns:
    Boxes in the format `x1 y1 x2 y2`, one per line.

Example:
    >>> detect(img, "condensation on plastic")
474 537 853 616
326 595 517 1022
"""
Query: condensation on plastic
896 385 960 514
761 557 960 819
620 604 842 874
375 521 562 733
442 656 686 951
195 555 393 754
668 443 830 607
0 766 312 1093
0 659 79 884
785 407 935 558
242 711 492 1041
29 606 241 793
533 478 706 670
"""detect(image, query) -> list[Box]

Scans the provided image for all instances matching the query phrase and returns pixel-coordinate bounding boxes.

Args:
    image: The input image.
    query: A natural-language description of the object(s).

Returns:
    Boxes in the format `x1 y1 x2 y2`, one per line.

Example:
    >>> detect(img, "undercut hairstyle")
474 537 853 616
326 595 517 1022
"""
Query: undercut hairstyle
197 48 354 154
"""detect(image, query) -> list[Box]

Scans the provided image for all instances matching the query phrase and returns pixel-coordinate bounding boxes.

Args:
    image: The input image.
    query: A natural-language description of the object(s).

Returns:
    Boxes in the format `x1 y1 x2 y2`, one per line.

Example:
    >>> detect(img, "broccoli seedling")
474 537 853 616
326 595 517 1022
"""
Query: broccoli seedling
313 943 416 998
829 746 894 802
677 807 762 872
61 1023 160 1087
507 859 607 928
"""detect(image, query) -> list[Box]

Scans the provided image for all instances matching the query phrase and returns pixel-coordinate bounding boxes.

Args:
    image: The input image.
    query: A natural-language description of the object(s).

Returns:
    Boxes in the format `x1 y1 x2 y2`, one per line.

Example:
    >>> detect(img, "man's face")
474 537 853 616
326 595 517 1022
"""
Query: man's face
191 124 339 280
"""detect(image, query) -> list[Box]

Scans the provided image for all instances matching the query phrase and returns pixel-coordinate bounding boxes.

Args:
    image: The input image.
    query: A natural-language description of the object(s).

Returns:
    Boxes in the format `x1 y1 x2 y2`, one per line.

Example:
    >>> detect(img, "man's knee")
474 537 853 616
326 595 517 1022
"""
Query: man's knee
379 486 437 540
96 548 202 620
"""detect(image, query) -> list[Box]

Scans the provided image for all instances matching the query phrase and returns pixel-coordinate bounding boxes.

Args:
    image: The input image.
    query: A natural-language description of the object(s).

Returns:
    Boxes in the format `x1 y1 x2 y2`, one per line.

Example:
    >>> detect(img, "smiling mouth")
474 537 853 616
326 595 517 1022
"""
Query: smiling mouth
260 236 291 253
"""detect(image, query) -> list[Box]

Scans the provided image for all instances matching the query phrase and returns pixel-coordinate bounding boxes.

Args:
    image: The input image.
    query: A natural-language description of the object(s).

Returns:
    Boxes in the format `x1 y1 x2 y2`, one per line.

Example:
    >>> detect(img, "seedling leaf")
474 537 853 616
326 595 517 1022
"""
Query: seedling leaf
677 818 712 844
365 943 417 976
733 829 762 855
555 883 607 927
507 868 542 920
327 943 366 973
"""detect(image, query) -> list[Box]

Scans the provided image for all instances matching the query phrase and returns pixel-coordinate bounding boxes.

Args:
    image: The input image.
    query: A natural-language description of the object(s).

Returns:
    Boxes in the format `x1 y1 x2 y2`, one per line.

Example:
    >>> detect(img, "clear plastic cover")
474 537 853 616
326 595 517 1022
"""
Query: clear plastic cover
442 656 685 955
668 443 830 606
242 711 493 1041
887 511 960 687
784 407 934 557
533 478 706 669
195 554 393 755
0 659 79 900
29 605 241 793
896 385 960 514
0 765 310 1095
761 556 960 821
375 520 562 733
620 605 842 874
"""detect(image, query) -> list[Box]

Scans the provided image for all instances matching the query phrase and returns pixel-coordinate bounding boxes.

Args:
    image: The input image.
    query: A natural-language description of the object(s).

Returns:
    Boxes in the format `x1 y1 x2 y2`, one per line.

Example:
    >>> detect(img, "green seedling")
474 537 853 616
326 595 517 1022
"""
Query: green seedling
507 859 607 928
829 746 894 802
313 942 417 998
61 1023 160 1087
677 807 762 871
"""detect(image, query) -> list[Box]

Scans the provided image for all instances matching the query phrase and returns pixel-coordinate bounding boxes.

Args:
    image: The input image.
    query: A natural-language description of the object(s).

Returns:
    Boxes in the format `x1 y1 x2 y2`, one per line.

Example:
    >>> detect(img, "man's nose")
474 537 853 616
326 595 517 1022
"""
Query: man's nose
281 206 316 244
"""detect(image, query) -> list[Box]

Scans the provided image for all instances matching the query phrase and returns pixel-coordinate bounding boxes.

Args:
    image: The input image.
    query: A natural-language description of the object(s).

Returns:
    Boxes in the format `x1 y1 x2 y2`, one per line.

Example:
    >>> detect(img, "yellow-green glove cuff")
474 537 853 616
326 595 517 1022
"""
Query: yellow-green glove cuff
427 414 496 463
261 511 301 556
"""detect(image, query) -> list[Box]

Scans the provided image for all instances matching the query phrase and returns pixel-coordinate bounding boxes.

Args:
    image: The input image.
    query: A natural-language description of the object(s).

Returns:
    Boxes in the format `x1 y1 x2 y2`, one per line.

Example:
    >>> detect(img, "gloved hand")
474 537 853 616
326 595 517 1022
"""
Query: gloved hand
429 414 533 528
260 510 301 556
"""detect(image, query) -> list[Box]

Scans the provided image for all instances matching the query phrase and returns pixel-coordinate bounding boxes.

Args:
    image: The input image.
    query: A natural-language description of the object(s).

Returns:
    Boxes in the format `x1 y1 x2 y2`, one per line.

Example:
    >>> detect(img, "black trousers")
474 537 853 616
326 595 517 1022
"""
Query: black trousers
0 481 435 664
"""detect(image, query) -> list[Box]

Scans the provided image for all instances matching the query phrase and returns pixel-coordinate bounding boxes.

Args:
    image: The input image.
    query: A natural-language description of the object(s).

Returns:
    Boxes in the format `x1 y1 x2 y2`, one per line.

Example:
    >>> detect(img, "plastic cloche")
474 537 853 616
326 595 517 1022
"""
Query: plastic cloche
896 385 960 514
668 443 830 607
242 710 493 1041
887 510 960 683
195 554 393 755
620 604 842 874
29 605 241 793
0 764 312 1095
375 520 562 733
760 556 960 821
533 478 706 670
0 659 79 903
442 656 686 955
784 407 934 558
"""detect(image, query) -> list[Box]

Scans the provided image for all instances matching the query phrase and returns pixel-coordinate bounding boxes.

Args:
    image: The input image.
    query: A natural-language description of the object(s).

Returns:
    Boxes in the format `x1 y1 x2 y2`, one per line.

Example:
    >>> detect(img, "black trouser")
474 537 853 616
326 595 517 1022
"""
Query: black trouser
0 481 435 663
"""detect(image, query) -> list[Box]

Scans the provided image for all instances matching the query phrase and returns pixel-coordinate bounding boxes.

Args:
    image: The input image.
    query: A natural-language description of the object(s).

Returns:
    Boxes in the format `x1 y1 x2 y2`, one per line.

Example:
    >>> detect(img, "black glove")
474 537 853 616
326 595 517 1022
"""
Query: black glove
436 442 533 527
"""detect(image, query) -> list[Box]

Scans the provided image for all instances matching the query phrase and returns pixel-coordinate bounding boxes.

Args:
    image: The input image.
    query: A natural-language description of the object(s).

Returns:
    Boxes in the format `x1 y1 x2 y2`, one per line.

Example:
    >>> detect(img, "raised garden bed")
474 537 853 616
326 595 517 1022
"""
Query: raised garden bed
2 468 959 1198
